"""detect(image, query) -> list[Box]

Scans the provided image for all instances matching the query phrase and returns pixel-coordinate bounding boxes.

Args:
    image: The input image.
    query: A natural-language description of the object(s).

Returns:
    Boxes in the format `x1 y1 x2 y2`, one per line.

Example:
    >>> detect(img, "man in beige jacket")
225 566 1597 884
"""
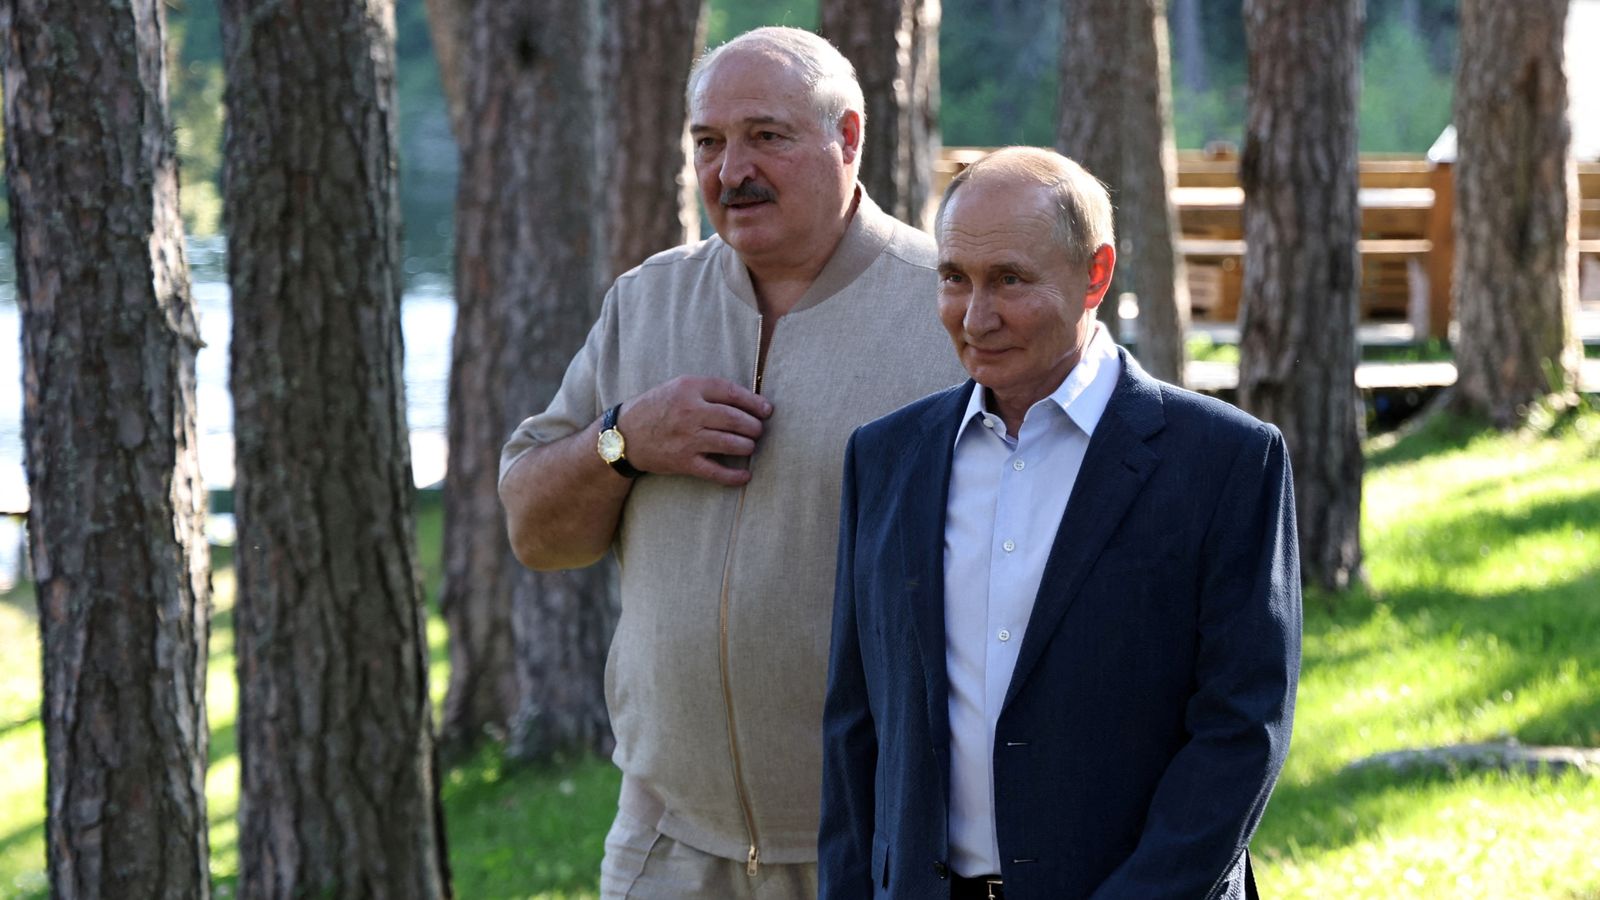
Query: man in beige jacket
498 26 962 900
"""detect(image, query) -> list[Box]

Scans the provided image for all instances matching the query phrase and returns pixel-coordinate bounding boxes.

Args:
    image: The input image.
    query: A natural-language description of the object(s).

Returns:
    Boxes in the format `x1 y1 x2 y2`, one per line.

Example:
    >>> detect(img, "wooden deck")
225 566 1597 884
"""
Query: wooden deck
1185 358 1600 393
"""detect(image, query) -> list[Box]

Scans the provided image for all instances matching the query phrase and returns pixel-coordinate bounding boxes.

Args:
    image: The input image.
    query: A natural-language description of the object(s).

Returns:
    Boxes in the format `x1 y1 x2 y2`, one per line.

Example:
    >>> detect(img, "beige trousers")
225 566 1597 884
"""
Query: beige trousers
599 809 819 900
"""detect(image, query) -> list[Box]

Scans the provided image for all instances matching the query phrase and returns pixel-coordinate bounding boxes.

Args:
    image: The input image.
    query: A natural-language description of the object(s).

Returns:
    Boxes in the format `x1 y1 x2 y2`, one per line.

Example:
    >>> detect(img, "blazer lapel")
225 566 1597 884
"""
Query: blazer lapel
1002 352 1166 711
894 381 974 805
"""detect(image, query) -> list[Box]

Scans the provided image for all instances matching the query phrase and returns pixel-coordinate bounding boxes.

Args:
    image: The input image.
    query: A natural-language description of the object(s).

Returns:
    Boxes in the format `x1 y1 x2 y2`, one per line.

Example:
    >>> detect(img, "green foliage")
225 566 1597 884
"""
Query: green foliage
1186 332 1240 365
706 0 818 46
167 0 226 236
1358 20 1455 154
938 0 1061 148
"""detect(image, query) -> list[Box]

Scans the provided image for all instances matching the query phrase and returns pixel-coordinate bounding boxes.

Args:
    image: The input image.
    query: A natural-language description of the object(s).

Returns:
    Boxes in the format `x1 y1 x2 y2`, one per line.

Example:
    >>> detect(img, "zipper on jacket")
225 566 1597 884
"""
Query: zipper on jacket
719 312 766 876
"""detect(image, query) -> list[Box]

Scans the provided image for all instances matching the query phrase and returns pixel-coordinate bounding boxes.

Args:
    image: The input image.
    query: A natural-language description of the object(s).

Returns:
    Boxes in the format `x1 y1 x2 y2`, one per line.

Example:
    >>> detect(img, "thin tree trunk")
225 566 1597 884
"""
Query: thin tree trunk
425 0 472 141
1059 0 1186 372
1238 0 1364 592
1058 0 1126 344
429 0 523 755
820 0 941 231
221 0 449 895
1450 0 1579 427
1118 0 1188 385
447 0 617 764
1 0 212 895
605 0 705 276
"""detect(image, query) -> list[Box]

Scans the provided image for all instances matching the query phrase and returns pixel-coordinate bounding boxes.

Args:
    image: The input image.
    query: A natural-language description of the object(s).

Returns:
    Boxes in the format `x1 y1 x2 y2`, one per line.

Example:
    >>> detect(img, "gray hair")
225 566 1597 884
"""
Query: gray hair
686 27 865 130
937 146 1115 268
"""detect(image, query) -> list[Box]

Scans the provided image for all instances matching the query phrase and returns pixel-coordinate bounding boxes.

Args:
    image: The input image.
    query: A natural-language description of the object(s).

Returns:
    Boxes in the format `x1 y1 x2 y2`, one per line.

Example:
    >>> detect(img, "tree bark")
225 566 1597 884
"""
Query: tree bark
1238 0 1364 592
820 0 942 231
426 0 523 755
1116 0 1188 385
445 0 618 763
1450 0 1579 427
605 0 706 276
220 0 449 896
1058 0 1125 343
1 0 212 895
425 0 472 142
1058 0 1186 378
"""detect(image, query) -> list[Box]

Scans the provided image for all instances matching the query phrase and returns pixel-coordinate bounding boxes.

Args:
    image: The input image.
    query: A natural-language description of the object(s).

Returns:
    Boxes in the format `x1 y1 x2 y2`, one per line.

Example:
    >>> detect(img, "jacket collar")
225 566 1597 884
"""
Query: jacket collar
897 350 1170 791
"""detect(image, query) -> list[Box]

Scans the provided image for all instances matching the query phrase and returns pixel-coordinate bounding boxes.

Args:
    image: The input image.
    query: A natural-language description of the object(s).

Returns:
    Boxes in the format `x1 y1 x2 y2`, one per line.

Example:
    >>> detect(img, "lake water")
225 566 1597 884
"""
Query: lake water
0 238 455 573
0 237 453 495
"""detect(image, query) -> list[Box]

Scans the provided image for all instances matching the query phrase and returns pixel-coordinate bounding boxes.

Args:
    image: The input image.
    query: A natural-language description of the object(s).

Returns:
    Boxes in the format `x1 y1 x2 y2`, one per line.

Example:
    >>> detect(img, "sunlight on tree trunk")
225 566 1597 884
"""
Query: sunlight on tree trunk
1451 0 1580 428
1239 0 1365 592
1 0 211 894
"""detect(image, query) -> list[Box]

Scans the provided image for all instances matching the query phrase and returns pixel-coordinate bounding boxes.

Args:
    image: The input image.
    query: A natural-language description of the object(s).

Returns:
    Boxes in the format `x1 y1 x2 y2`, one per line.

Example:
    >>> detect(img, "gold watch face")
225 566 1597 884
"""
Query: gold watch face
598 428 626 463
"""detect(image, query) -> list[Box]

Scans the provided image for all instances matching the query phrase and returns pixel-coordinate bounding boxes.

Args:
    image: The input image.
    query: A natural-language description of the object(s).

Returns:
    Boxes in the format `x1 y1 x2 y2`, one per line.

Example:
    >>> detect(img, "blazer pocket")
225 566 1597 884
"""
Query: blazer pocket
871 833 891 891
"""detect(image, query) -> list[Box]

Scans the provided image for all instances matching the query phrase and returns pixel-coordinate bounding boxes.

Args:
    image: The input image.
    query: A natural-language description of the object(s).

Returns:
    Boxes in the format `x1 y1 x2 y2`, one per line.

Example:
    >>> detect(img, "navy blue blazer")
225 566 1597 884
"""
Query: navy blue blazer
819 350 1301 900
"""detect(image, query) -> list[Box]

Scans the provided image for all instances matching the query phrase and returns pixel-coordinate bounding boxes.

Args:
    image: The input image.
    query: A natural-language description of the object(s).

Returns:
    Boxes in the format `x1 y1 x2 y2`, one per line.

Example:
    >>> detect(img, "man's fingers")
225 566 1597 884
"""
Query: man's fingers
699 430 757 457
701 402 766 439
698 377 773 418
685 455 754 487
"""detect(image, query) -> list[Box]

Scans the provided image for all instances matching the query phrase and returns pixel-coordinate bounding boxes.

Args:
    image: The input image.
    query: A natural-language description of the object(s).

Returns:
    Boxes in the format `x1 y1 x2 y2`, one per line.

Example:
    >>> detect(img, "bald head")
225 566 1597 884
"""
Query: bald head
937 147 1115 268
687 27 865 133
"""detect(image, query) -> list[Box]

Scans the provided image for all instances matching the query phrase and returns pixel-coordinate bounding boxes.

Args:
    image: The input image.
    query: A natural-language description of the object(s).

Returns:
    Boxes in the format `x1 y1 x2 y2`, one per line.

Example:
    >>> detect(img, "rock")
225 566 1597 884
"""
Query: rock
1344 740 1600 777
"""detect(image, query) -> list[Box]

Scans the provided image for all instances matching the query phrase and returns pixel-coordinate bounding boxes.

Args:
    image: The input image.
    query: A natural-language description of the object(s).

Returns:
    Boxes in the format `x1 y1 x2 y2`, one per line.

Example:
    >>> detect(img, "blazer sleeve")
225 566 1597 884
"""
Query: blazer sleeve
818 431 879 899
1091 424 1303 900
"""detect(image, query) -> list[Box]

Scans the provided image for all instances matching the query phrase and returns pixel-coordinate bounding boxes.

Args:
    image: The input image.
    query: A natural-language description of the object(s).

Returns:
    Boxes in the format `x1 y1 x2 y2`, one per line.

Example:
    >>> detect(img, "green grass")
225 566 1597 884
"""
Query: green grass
1253 406 1600 898
4 412 1600 898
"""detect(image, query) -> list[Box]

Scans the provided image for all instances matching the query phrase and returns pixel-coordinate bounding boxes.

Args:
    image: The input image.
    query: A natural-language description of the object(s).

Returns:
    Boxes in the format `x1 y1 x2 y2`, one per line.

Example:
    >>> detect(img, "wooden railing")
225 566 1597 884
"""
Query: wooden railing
936 148 1600 338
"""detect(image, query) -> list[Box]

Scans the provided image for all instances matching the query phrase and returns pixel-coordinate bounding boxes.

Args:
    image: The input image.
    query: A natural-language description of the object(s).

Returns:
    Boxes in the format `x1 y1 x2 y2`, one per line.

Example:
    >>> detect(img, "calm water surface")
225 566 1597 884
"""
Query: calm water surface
0 238 454 500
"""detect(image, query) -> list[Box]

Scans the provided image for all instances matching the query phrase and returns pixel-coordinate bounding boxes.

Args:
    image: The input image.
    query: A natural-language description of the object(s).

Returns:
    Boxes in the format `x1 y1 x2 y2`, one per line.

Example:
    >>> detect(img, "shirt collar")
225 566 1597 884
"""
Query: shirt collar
953 323 1122 447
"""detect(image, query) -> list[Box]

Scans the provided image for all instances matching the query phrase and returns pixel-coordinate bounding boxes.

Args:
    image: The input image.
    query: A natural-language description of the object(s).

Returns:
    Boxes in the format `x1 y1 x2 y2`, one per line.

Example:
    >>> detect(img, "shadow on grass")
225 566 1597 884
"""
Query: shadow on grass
441 745 619 899
1366 409 1489 471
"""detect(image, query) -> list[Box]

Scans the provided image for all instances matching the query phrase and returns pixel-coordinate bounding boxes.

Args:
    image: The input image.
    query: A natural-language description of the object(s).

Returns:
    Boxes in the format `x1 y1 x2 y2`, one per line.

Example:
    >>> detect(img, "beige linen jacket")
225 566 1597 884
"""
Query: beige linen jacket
500 192 964 866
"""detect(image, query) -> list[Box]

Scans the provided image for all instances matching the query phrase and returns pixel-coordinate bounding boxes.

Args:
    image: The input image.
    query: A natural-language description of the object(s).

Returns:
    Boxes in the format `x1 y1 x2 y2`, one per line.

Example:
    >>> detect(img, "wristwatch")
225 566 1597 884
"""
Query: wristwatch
597 403 642 478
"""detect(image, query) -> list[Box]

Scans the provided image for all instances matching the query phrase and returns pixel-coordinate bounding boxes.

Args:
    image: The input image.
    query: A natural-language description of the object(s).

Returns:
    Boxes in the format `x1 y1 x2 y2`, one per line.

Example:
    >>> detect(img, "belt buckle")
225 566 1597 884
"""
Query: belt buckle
985 877 1003 900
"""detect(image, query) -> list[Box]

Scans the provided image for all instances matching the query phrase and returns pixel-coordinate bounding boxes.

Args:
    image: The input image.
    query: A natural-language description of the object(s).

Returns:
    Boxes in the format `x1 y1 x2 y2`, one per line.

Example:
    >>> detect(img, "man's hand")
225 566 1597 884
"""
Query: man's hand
619 376 773 486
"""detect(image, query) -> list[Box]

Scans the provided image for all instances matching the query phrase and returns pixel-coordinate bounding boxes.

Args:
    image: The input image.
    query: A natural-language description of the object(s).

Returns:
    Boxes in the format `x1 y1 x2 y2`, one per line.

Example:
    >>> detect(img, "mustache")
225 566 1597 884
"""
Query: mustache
719 183 776 206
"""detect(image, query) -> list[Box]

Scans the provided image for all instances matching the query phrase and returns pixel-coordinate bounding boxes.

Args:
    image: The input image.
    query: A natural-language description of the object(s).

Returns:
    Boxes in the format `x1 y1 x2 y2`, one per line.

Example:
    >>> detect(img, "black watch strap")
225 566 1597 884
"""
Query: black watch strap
602 403 642 478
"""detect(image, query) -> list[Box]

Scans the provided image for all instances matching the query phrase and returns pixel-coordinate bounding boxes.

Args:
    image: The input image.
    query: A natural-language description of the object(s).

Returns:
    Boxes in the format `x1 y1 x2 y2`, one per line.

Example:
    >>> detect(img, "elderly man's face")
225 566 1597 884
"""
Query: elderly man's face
689 50 857 274
936 177 1113 419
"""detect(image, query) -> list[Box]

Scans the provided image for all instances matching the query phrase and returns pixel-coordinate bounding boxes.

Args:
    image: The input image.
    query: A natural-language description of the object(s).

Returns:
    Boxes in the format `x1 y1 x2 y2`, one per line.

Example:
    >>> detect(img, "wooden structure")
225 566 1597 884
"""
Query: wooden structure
935 147 1600 338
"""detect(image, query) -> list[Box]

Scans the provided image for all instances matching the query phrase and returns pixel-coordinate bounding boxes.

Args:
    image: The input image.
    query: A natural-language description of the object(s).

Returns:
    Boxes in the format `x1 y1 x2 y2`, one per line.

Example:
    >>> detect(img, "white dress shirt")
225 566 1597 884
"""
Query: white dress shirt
943 325 1122 877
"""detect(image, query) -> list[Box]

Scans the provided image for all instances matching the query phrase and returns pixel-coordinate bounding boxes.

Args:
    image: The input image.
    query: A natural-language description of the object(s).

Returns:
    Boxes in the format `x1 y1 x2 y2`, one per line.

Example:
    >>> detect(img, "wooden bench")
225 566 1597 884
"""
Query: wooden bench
1179 238 1433 322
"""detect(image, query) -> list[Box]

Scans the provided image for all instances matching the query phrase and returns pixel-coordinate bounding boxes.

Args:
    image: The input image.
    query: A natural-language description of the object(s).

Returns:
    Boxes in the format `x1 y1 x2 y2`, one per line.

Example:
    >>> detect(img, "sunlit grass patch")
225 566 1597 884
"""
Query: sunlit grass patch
1253 406 1600 898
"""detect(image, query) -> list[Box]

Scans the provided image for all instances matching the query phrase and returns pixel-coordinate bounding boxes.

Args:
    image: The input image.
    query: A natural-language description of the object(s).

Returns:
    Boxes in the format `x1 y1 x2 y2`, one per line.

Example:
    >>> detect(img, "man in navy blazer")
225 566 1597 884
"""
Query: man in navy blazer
819 147 1301 900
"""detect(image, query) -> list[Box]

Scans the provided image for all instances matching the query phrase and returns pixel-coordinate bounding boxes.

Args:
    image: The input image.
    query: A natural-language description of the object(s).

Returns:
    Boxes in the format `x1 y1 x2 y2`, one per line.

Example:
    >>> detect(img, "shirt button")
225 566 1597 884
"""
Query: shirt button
1013 459 1026 471
982 417 995 429
1003 539 1016 552
998 629 1011 642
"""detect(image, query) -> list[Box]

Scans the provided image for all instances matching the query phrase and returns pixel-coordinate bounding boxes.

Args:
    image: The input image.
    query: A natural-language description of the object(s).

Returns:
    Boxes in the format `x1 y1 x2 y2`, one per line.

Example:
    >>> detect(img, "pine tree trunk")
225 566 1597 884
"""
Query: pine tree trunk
1451 0 1579 427
605 0 705 276
446 0 618 764
220 0 449 895
1117 0 1188 385
1 0 212 896
423 0 523 763
1238 0 1364 592
1059 0 1186 366
1058 0 1125 343
820 0 942 231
